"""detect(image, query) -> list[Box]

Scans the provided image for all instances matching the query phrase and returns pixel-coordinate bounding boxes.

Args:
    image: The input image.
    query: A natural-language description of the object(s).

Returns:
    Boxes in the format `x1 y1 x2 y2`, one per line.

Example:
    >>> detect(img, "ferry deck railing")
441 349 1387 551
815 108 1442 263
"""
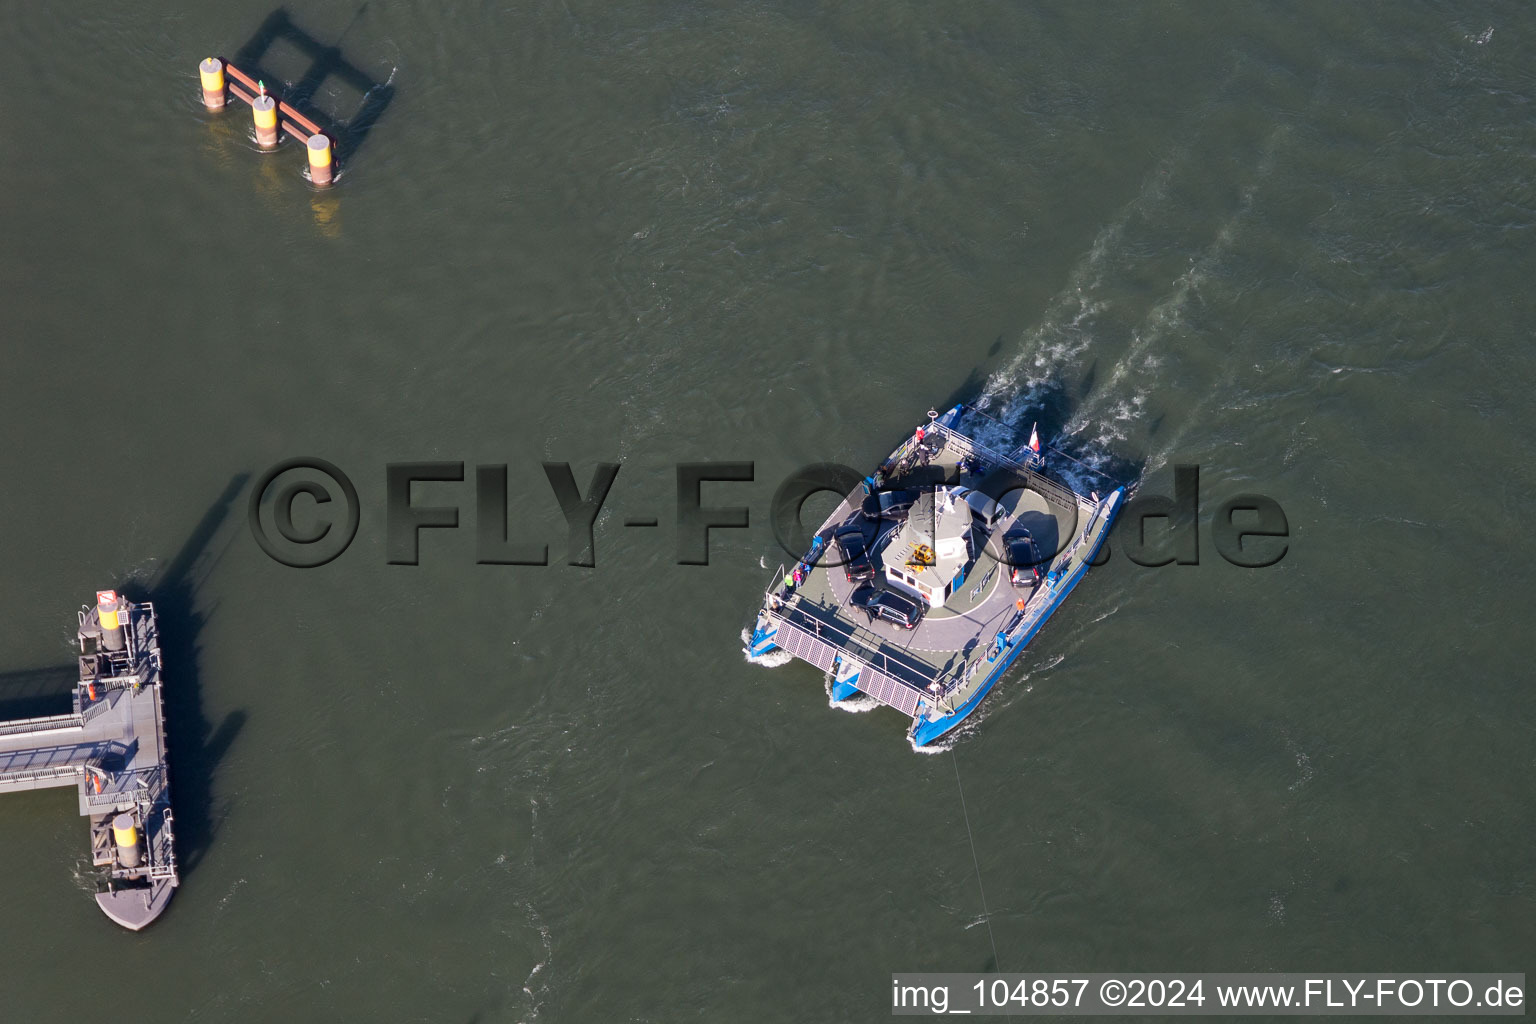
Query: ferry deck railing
773 590 977 695
920 420 1089 514
765 614 928 717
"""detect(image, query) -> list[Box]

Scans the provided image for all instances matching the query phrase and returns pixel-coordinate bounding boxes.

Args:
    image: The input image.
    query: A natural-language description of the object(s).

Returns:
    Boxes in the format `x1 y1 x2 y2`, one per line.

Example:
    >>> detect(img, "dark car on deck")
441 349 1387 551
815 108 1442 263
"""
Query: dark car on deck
1006 530 1044 590
833 525 876 583
861 488 920 523
850 585 923 629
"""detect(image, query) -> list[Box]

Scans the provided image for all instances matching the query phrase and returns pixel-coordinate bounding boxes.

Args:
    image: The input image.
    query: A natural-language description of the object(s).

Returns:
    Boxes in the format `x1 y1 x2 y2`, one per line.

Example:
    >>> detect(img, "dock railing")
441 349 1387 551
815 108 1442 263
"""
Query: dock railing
0 711 86 739
148 806 178 881
82 765 165 810
0 762 91 788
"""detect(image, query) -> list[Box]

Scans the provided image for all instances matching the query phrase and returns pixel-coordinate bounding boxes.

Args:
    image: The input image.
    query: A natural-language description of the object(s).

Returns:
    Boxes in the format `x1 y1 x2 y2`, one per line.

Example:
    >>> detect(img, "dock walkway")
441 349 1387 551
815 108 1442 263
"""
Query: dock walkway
0 595 177 929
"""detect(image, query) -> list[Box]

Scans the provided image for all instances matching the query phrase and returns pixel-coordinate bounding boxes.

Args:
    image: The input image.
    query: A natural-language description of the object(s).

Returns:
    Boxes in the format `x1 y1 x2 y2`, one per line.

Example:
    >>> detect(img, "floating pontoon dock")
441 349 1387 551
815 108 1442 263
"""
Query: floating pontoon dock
0 592 177 929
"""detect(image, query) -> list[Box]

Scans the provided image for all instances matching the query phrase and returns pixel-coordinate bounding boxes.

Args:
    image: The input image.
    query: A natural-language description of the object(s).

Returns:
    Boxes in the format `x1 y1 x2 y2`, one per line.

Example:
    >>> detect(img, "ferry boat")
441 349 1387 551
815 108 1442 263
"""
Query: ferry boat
745 404 1124 749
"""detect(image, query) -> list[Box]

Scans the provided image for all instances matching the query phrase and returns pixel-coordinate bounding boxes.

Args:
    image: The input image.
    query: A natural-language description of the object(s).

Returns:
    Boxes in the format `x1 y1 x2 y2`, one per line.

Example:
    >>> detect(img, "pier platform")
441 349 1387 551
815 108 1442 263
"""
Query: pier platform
0 594 177 930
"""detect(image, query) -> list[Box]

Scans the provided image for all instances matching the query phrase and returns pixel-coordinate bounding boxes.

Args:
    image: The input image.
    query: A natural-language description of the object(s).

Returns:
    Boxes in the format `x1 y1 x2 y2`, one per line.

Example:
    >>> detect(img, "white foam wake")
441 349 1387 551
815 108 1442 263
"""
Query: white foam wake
909 735 954 754
740 628 792 667
979 70 1295 475
823 673 881 713
980 140 1190 414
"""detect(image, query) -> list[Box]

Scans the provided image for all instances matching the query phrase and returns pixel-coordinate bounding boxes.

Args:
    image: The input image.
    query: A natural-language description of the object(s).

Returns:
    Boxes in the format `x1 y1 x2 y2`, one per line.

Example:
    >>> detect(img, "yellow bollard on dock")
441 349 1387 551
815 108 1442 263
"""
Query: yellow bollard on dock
112 813 142 868
306 134 334 187
252 89 279 149
199 58 226 111
97 590 125 652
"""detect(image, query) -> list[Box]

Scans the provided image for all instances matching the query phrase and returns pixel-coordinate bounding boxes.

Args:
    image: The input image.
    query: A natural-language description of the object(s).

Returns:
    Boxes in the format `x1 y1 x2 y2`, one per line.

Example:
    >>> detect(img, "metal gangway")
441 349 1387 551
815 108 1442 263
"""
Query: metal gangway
765 613 933 718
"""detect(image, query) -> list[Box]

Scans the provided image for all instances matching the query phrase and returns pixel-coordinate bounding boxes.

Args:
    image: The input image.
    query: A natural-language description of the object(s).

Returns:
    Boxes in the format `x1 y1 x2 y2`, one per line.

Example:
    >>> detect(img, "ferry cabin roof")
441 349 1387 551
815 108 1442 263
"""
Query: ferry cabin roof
882 489 975 608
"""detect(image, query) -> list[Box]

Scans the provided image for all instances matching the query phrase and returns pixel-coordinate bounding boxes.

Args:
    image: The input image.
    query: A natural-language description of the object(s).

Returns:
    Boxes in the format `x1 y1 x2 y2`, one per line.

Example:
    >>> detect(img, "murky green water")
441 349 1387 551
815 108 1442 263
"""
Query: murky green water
0 0 1532 1019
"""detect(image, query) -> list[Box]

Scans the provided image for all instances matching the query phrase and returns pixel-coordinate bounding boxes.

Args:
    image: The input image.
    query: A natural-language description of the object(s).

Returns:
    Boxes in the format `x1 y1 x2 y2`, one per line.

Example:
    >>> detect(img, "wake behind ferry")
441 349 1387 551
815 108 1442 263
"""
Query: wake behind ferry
745 404 1125 749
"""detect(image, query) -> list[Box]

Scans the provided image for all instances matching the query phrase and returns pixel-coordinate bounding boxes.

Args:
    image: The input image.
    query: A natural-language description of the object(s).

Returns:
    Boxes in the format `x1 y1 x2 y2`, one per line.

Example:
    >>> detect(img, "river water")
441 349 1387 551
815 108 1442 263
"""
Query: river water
0 0 1532 1019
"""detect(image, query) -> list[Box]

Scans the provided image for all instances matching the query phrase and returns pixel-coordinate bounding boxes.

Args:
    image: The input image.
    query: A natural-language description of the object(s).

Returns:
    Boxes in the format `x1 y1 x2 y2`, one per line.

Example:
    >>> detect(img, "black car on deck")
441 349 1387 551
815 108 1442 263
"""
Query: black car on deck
833 524 877 582
1006 530 1044 589
849 585 923 629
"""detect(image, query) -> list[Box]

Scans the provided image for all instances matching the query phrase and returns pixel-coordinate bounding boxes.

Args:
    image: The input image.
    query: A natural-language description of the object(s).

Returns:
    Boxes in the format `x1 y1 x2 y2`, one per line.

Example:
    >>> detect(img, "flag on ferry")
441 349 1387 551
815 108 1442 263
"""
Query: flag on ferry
1028 424 1041 453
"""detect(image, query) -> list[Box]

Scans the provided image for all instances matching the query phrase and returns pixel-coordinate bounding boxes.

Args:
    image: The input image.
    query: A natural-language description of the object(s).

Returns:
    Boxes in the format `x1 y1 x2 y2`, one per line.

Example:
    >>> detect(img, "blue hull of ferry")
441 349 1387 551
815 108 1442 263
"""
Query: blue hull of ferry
909 487 1124 748
830 678 862 702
